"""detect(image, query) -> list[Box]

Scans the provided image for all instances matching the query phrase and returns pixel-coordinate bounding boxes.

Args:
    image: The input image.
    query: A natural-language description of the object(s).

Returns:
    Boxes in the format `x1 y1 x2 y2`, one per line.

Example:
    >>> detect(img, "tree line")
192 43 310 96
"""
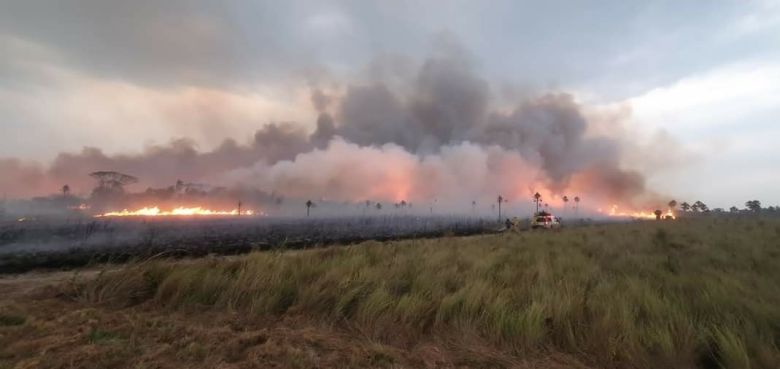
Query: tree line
669 199 777 215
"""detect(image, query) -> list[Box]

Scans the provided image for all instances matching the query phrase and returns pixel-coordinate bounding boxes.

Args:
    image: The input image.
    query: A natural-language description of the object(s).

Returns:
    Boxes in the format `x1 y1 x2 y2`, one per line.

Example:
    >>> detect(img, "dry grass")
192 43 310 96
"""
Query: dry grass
0 282 585 369
4 217 780 368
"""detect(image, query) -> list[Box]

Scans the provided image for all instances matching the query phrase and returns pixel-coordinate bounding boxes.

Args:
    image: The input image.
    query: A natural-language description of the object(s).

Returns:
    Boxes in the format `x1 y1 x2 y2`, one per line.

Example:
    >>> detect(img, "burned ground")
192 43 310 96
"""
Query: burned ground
0 216 495 273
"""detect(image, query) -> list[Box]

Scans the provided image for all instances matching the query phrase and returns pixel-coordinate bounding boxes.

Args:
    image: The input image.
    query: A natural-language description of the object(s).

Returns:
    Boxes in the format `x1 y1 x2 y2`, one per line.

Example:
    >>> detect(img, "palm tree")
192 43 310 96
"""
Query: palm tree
533 192 542 213
680 202 691 212
497 195 504 222
375 202 382 211
574 196 580 215
62 184 70 197
562 196 569 216
668 200 677 210
306 200 314 216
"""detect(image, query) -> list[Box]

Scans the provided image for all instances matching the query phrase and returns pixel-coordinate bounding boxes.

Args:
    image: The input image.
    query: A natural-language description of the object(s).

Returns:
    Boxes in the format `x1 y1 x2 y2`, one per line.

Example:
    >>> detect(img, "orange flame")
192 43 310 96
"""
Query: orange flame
95 206 256 217
603 205 675 219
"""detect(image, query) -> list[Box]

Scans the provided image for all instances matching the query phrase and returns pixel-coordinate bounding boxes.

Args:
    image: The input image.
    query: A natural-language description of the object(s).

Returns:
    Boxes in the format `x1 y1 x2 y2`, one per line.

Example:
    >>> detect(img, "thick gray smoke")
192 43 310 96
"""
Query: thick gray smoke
0 49 664 213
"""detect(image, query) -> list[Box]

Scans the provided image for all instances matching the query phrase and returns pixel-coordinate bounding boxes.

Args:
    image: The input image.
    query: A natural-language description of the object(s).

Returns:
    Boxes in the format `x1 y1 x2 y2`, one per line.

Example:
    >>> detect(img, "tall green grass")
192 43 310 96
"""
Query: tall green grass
76 217 780 368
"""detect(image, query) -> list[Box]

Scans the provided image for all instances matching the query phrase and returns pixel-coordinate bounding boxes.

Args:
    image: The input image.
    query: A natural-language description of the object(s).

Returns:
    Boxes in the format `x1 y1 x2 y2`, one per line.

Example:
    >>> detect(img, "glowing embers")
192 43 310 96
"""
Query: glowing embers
95 206 255 217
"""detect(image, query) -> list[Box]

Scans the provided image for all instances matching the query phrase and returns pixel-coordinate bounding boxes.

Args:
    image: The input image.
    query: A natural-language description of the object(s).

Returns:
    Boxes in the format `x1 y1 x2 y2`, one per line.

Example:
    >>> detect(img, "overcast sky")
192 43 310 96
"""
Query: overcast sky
1 0 778 208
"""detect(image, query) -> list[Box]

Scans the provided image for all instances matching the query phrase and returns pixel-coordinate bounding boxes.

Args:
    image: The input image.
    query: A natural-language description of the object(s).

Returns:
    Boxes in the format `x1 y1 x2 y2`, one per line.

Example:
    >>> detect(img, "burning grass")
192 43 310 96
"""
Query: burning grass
95 206 257 217
4 217 779 368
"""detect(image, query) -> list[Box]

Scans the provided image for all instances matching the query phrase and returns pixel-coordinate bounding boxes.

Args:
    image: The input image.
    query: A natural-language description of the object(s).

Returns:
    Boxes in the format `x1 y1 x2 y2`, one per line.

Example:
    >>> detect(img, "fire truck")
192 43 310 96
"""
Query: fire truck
530 211 562 229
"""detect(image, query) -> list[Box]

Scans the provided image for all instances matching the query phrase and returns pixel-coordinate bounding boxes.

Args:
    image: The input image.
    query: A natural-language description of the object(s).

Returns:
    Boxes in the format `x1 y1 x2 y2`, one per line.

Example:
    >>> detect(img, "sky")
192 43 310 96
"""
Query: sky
0 0 778 209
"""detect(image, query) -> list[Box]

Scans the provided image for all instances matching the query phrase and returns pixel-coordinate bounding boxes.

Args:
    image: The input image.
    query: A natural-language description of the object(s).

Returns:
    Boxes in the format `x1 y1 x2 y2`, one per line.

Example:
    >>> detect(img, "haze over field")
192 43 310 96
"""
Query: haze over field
1 1 778 210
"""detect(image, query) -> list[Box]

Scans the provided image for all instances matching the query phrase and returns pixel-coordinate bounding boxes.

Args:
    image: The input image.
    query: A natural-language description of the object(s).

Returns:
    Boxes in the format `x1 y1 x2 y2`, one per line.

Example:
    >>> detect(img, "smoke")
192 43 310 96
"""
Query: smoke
0 158 51 198
230 139 542 207
0 46 673 213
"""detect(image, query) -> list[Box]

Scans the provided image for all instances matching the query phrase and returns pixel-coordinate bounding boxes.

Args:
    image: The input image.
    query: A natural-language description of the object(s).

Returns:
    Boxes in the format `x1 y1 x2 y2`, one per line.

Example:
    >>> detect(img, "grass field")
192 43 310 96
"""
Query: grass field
2 217 780 368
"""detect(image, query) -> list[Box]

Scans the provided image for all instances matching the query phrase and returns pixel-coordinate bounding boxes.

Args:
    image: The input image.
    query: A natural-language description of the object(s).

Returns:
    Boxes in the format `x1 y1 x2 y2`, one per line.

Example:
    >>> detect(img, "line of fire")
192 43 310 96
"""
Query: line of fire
2 170 680 222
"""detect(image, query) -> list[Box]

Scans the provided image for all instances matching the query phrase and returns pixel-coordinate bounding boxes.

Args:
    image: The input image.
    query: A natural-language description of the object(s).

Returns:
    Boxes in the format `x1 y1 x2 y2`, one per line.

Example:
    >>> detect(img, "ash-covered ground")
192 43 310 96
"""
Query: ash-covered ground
0 215 499 273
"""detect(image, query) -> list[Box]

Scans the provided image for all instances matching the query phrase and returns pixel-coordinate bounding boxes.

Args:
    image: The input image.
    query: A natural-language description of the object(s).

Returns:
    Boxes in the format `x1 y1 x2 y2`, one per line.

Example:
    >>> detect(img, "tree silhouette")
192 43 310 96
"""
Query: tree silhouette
306 200 314 216
375 202 382 211
62 184 70 197
393 200 407 211
497 195 504 222
574 196 580 215
729 206 739 213
668 200 677 210
693 201 708 212
533 192 542 213
680 202 691 212
654 209 663 220
89 171 138 198
562 196 569 216
471 200 476 215
746 200 762 213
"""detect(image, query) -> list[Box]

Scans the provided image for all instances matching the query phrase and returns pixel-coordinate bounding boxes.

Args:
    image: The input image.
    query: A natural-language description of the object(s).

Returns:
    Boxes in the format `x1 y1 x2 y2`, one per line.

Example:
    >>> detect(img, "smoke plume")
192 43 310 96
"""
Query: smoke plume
0 48 669 213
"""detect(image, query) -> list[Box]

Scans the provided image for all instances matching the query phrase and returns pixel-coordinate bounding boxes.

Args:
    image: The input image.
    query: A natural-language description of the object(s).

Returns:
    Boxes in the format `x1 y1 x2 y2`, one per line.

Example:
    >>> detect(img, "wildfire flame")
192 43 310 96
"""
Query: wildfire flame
603 205 675 220
95 206 256 217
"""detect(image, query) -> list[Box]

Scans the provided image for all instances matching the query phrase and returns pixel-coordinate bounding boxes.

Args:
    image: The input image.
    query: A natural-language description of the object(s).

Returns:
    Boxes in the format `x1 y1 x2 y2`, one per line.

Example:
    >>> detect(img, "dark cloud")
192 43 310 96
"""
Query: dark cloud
0 1 309 88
